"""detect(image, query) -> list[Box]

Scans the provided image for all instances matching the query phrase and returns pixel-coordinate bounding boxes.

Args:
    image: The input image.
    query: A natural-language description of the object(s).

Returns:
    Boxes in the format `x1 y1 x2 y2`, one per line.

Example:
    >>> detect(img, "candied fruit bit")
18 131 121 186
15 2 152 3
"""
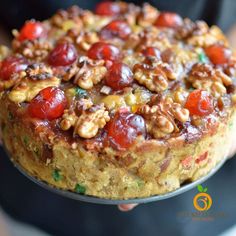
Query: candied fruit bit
195 152 208 164
0 56 28 80
87 42 120 61
100 20 131 40
142 47 161 59
185 90 213 116
106 111 146 150
205 44 231 65
48 42 78 67
154 12 183 28
28 86 67 120
105 62 133 90
18 20 45 41
95 1 122 16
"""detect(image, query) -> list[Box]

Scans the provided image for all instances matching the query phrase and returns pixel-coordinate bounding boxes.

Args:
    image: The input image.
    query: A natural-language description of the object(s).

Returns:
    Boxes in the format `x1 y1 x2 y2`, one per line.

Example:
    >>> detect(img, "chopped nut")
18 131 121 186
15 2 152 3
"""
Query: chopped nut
100 85 112 95
173 88 189 105
156 115 174 134
13 40 53 61
171 103 189 123
133 61 176 92
137 95 188 138
137 3 158 27
74 57 107 89
76 31 99 51
60 103 110 138
176 19 208 40
187 25 228 47
188 63 230 97
25 63 53 80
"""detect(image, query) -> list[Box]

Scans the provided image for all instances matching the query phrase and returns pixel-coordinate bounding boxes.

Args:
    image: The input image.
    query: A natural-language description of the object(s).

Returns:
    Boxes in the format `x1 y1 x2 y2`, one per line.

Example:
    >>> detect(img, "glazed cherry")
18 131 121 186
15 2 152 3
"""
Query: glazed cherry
87 42 120 61
48 42 78 67
95 1 121 16
106 111 146 150
154 12 183 28
142 47 161 59
18 21 45 41
0 56 28 80
105 62 133 90
28 87 67 120
185 89 213 116
205 44 231 65
100 20 131 40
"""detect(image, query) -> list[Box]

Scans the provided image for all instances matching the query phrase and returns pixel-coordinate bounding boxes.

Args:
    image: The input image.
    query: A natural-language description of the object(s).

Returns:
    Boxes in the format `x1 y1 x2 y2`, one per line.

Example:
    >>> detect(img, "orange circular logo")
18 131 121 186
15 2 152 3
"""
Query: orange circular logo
193 192 212 211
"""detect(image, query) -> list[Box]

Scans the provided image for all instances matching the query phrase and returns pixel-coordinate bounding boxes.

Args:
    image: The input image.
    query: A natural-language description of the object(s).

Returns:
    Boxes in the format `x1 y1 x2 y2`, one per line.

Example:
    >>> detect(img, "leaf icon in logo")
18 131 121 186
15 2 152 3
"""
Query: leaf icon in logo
197 184 204 192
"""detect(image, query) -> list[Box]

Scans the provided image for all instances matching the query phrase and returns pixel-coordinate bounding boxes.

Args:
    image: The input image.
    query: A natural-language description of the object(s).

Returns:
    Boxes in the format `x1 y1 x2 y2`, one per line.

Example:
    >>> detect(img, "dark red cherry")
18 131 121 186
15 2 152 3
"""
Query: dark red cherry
154 12 183 28
95 1 122 16
100 20 131 40
18 21 45 41
87 42 120 61
28 87 67 120
48 42 78 67
105 62 133 90
0 56 28 80
142 47 161 59
106 111 146 150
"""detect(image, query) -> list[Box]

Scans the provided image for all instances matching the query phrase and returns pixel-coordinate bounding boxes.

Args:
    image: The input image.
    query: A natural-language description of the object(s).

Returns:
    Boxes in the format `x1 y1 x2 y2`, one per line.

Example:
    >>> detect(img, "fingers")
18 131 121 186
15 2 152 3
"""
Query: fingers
118 204 138 212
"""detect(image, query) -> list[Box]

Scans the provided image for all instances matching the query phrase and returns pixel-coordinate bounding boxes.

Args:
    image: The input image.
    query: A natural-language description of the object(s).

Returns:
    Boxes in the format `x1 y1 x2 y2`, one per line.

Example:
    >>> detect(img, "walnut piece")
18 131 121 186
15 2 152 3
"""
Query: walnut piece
137 3 158 27
74 57 107 89
60 102 110 138
187 25 228 47
13 40 53 61
133 60 177 92
188 63 232 97
137 95 189 138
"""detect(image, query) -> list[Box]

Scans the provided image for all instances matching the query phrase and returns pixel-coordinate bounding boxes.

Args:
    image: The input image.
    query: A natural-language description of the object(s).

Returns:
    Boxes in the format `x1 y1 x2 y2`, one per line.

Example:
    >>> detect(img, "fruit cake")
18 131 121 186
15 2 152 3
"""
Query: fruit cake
0 2 236 199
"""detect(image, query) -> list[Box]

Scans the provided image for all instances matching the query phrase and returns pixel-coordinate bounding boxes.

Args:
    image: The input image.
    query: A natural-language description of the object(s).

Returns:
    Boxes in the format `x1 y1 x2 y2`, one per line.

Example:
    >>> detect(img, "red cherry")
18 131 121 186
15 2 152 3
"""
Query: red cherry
142 47 161 59
100 20 131 40
28 87 67 120
48 42 78 67
0 56 28 80
154 12 183 28
95 1 121 16
106 111 146 150
105 62 133 90
185 90 213 116
18 21 45 41
205 44 231 65
87 42 120 61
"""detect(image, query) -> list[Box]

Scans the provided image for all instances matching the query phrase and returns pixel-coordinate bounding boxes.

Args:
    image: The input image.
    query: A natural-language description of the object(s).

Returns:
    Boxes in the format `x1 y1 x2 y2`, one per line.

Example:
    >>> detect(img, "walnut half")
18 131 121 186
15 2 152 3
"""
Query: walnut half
133 60 177 93
60 102 110 138
137 96 189 138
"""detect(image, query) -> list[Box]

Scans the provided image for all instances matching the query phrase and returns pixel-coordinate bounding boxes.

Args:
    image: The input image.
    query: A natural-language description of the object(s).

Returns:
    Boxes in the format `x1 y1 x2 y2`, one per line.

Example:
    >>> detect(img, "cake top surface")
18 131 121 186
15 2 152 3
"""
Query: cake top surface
0 1 236 151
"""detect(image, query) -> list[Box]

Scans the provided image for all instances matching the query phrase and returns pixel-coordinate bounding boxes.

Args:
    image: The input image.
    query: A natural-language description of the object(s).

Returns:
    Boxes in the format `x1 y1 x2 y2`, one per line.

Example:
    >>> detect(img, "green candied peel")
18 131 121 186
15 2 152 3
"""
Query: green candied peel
229 122 234 130
23 135 29 146
137 179 145 188
8 111 14 121
198 52 208 63
75 184 86 194
75 87 88 98
52 170 62 182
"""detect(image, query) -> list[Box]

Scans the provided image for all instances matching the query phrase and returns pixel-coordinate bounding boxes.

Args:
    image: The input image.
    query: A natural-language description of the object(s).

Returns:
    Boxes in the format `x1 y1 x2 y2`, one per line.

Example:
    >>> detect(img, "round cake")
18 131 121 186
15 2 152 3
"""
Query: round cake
0 2 236 199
